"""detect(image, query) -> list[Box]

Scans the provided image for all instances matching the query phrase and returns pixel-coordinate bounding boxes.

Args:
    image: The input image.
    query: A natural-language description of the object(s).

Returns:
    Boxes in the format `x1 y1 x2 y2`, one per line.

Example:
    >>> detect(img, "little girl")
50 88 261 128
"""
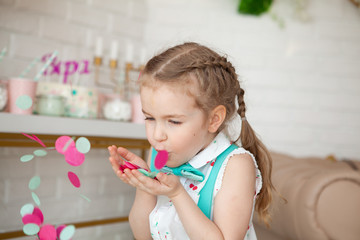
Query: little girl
108 42 274 240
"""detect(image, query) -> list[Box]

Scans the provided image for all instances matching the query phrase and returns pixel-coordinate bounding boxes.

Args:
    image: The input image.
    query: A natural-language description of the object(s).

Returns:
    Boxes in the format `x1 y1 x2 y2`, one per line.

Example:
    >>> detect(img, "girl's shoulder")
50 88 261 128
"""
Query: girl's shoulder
222 147 262 193
216 147 262 196
226 149 257 181
227 147 258 169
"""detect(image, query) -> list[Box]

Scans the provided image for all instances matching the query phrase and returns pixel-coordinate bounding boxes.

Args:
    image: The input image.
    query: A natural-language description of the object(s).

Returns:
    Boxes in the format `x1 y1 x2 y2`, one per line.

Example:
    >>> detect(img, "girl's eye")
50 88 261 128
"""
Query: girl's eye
169 120 182 125
144 117 155 121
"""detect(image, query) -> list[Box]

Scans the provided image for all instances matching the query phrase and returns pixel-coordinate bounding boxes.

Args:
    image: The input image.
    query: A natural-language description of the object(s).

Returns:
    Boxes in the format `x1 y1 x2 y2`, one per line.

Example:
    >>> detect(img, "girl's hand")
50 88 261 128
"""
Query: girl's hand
108 146 149 185
124 169 184 199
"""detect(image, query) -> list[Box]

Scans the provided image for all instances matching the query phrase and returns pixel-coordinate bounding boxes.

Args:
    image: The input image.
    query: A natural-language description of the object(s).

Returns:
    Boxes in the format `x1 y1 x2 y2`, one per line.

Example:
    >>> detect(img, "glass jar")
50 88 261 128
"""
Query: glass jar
102 94 131 121
36 95 65 117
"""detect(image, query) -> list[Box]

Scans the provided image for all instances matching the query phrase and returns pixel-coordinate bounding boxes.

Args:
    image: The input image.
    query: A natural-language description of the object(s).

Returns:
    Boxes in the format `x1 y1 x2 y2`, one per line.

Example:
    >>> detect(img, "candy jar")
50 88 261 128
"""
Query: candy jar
102 94 131 121
36 94 65 117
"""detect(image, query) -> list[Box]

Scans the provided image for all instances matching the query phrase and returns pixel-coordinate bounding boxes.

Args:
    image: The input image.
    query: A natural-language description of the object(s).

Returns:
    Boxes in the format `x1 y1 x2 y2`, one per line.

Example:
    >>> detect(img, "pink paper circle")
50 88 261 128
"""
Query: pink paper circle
64 147 85 166
22 214 42 226
56 225 66 239
68 171 80 188
55 136 74 155
33 207 44 224
155 150 168 169
38 224 56 240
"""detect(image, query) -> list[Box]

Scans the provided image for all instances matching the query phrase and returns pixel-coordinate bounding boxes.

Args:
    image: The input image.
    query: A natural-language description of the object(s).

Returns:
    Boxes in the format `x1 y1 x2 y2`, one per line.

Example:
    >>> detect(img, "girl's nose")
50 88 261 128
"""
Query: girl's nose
153 124 167 142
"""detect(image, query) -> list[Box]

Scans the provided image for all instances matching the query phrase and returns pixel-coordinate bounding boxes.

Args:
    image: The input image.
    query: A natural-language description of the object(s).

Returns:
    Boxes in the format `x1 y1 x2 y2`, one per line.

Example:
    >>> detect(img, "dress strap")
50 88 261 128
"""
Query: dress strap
150 148 157 172
197 144 239 219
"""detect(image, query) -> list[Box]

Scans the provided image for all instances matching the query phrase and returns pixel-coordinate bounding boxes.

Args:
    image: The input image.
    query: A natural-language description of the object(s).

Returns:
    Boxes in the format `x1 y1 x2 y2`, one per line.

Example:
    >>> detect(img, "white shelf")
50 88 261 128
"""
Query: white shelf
0 112 147 139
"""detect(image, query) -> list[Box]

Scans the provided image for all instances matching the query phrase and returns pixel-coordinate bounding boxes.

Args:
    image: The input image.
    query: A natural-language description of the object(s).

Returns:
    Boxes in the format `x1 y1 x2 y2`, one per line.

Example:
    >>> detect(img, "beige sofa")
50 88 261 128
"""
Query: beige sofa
253 152 360 240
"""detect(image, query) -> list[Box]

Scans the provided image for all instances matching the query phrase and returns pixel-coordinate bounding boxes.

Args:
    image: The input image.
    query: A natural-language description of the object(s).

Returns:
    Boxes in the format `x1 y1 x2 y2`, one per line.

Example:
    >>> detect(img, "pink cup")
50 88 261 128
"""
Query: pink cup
8 78 38 115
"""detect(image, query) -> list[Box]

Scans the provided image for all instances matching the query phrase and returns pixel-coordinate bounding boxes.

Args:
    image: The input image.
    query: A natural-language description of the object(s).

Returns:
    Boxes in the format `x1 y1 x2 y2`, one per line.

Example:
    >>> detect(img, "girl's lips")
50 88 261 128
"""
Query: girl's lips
155 147 166 151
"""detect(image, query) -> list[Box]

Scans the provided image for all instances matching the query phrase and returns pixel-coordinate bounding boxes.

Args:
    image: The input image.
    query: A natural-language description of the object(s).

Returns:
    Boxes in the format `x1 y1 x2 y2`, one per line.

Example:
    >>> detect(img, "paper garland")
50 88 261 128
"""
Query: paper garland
19 134 92 239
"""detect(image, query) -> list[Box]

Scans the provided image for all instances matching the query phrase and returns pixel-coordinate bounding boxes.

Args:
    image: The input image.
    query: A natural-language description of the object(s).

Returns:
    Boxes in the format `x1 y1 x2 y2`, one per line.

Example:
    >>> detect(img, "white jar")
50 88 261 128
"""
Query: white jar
103 98 131 121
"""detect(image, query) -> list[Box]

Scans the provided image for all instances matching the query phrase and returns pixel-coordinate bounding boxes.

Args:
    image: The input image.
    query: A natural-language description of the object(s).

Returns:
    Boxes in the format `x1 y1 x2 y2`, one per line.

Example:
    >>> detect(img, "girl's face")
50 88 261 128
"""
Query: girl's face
141 83 215 167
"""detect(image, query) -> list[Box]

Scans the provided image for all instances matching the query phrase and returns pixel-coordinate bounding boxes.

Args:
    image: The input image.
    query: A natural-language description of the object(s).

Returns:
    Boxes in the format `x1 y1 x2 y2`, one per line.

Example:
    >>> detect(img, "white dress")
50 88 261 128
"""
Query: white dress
149 132 262 240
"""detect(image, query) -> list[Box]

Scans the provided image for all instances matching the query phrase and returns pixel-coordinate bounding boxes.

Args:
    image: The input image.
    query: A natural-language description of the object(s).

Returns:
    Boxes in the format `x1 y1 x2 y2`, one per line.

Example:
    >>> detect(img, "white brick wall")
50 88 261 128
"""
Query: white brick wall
142 0 360 160
0 0 360 239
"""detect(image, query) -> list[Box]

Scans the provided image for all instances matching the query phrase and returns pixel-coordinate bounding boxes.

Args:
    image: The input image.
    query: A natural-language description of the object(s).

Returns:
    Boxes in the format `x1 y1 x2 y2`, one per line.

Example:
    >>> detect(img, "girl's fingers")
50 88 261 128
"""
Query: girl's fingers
117 147 143 163
109 154 120 169
113 168 136 186
123 170 151 190
123 169 147 188
110 159 120 174
131 170 166 194
108 145 124 165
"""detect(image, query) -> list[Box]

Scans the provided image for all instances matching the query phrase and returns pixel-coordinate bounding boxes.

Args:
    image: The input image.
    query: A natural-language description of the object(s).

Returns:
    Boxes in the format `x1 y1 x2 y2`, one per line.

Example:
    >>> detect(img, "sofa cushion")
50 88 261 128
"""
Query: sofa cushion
254 152 360 240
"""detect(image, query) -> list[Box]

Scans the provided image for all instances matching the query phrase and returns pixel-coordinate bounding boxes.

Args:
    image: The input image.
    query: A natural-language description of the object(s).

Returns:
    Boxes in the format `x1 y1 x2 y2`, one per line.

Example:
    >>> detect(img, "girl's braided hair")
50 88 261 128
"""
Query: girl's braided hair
140 42 274 226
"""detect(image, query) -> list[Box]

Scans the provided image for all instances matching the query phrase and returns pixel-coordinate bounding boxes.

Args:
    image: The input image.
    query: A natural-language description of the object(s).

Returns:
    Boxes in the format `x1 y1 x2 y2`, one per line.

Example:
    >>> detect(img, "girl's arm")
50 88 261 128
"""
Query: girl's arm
129 187 156 240
128 149 157 240
108 146 157 240
168 153 256 239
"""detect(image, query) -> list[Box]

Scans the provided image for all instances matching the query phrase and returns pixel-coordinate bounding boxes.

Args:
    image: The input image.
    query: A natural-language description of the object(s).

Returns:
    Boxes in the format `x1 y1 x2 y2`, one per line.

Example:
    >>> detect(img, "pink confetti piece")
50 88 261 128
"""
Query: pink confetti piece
55 136 85 166
68 171 80 188
64 147 85 166
33 207 44 224
38 224 56 240
22 214 42 226
154 150 168 170
62 138 75 153
55 136 74 154
21 133 46 148
56 225 66 239
31 135 47 147
119 161 143 173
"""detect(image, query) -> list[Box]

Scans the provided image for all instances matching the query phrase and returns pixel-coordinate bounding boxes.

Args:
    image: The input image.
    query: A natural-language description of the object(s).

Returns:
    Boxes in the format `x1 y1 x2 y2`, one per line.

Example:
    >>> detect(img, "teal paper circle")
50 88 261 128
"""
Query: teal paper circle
20 154 34 162
29 176 41 190
31 192 41 206
33 149 47 157
60 225 75 240
23 223 40 235
16 95 33 110
20 203 34 217
75 137 91 154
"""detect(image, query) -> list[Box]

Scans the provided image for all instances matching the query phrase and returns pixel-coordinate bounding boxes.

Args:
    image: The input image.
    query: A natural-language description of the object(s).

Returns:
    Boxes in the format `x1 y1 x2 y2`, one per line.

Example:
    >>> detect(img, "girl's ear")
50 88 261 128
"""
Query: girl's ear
208 105 226 133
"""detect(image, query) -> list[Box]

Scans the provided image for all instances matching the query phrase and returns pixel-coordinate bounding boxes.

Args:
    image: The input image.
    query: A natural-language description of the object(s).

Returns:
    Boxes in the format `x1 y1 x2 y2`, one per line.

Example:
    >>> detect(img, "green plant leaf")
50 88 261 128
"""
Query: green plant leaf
238 0 273 16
